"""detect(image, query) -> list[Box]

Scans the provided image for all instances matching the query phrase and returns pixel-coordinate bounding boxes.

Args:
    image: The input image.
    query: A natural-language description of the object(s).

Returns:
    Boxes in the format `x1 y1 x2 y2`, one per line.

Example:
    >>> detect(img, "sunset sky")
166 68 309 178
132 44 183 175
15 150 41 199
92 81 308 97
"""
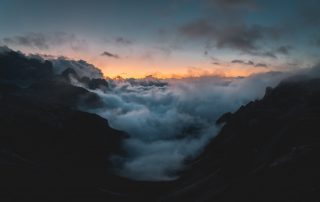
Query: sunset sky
0 0 319 78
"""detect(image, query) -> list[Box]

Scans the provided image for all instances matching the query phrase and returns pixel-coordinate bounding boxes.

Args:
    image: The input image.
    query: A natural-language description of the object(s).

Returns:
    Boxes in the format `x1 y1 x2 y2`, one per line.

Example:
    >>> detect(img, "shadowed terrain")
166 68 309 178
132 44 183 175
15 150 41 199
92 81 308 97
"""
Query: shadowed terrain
162 77 320 202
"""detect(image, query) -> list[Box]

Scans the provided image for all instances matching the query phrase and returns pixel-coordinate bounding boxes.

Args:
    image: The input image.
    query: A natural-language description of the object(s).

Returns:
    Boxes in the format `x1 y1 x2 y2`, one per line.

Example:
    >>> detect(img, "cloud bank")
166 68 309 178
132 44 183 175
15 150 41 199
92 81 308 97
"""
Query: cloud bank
50 57 104 79
29 54 104 79
77 71 288 181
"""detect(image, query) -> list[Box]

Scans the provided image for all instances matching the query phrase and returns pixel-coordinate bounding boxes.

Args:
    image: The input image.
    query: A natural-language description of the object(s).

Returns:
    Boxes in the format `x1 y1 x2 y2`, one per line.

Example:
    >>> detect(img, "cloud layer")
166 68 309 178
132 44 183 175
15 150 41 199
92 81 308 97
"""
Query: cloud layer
77 72 288 181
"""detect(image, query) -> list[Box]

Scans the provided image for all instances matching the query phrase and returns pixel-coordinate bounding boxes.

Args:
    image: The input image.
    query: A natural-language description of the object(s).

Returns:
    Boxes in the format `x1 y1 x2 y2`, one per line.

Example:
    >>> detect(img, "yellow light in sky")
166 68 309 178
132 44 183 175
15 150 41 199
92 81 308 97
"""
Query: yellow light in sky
94 62 269 79
14 47 270 80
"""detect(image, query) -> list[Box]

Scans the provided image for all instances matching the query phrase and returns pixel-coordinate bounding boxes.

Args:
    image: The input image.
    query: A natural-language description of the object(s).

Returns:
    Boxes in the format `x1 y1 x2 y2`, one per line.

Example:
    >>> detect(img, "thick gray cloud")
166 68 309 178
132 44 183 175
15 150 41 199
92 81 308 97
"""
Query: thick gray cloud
177 0 267 54
101 51 120 59
174 0 313 61
178 0 280 57
179 19 280 54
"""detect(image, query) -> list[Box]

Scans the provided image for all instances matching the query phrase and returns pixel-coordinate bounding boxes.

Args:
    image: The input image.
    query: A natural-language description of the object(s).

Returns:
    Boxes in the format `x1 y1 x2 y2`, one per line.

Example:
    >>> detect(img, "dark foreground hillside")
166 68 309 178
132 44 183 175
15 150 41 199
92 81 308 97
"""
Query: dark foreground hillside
0 50 124 201
162 77 320 202
0 50 171 202
1 49 320 202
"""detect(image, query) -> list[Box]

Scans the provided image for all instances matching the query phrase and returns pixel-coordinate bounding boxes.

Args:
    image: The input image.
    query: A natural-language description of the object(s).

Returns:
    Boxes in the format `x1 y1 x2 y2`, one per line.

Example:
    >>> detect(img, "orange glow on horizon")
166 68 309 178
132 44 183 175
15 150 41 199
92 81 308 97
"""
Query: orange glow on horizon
89 57 269 79
96 64 269 80
13 47 271 80
53 49 270 80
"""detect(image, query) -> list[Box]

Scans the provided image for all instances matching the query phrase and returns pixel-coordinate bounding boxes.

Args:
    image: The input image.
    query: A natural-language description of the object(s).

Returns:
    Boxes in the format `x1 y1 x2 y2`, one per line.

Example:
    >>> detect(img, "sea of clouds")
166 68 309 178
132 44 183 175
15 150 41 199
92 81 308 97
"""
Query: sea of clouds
23 49 294 181
77 72 288 181
28 53 318 181
0 46 316 181
20 48 295 181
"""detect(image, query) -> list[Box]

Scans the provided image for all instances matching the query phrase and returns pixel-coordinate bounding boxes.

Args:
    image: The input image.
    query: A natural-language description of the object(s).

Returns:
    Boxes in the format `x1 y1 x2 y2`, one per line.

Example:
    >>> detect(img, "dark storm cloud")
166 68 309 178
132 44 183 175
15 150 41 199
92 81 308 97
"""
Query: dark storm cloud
101 51 120 59
179 19 280 54
2 32 84 50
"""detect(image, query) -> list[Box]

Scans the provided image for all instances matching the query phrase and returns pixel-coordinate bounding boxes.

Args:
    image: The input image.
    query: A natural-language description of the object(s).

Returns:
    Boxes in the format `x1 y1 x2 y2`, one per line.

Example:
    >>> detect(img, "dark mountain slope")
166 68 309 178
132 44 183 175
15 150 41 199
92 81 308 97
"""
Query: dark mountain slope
162 78 320 202
0 49 173 202
0 49 127 201
0 50 53 83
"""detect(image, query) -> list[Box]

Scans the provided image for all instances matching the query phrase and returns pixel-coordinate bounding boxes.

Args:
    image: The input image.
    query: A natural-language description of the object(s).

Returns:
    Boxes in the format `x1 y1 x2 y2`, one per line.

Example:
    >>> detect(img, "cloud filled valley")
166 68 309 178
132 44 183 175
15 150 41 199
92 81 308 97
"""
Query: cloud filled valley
20 50 290 181
3 46 320 202
71 69 288 181
0 47 298 181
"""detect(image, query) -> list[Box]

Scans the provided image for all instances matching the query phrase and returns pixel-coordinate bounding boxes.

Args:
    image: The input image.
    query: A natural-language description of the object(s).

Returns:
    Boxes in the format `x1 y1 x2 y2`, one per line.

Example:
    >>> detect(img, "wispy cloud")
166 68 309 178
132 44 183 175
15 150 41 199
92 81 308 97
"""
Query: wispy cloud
115 37 133 45
2 32 86 51
231 59 268 67
101 51 120 59
276 45 292 55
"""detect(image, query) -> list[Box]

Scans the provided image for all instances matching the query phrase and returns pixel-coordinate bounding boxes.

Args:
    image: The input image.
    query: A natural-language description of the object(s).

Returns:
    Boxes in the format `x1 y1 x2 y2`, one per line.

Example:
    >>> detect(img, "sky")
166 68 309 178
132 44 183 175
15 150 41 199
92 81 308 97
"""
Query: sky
0 0 320 78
